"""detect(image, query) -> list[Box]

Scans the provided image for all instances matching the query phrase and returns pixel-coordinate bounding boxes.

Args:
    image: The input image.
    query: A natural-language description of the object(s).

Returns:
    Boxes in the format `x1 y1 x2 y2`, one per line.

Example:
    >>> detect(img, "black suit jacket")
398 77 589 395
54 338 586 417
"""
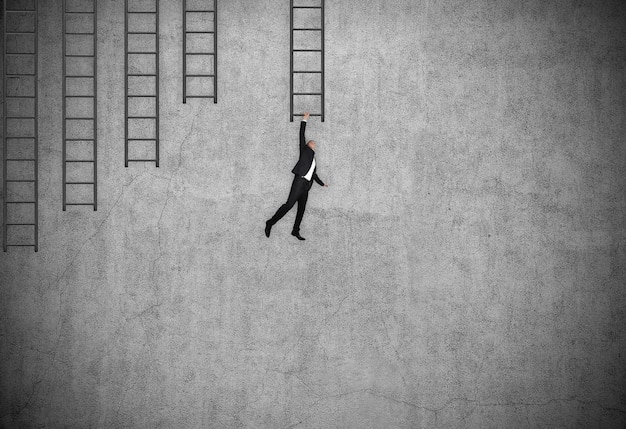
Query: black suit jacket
291 121 325 186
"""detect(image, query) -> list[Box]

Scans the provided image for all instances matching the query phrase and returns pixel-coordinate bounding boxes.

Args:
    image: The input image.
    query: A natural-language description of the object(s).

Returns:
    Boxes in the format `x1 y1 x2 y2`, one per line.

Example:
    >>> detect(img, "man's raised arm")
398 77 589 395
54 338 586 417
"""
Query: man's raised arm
300 112 310 147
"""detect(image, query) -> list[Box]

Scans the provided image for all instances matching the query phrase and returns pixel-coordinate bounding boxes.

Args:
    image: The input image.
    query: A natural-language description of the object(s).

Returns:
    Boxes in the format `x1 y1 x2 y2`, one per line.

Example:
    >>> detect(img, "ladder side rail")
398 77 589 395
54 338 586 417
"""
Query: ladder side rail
155 0 159 166
213 0 217 103
62 0 67 210
124 0 129 166
2 0 7 251
93 0 98 209
289 0 293 121
182 0 187 103
321 0 325 122
34 0 39 250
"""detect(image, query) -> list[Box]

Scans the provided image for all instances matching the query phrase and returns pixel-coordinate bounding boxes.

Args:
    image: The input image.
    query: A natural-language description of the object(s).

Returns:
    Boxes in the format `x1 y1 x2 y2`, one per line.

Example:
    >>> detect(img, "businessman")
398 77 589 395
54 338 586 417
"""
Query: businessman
265 112 328 240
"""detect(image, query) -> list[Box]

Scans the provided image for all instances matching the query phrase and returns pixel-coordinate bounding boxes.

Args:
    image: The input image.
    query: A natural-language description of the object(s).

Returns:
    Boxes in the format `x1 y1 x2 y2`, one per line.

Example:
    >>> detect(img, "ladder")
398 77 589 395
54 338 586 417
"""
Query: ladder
182 0 217 103
3 0 39 252
63 0 97 211
125 0 159 167
290 0 324 122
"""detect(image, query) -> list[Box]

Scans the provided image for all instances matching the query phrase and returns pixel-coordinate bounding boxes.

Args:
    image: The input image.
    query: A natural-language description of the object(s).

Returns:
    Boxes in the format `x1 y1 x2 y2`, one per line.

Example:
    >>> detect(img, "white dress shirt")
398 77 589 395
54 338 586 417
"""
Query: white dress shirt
301 117 315 181
304 158 316 181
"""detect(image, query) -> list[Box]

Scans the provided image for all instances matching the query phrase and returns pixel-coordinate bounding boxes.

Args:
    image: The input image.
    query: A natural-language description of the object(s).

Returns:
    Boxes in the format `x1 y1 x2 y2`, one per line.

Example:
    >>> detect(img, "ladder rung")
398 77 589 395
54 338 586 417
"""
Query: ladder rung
65 32 95 35
293 28 322 31
127 51 157 55
293 93 322 95
126 11 157 14
5 180 36 182
6 117 36 119
127 159 157 162
293 6 322 8
6 244 36 247
65 75 94 78
127 95 157 98
6 53 36 56
128 74 157 76
293 49 322 52
65 11 94 14
65 138 94 141
5 9 36 12
65 159 94 162
6 74 36 77
66 118 94 120
6 158 36 161
185 31 214 34
128 116 156 119
186 10 214 13
294 113 322 116
6 223 36 226
5 137 36 140
6 96 36 99
185 95 215 98
127 138 157 141
66 54 94 58
65 203 95 205
65 95 94 98
6 31 36 34
6 201 36 204
185 74 214 77
128 32 156 35
185 52 214 56
293 71 322 73
66 182 95 184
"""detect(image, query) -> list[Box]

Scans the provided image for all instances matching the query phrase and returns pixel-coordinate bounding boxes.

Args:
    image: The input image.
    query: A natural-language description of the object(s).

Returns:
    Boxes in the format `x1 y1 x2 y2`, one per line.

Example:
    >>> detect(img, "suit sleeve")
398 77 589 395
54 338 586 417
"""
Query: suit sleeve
313 172 325 186
300 120 306 147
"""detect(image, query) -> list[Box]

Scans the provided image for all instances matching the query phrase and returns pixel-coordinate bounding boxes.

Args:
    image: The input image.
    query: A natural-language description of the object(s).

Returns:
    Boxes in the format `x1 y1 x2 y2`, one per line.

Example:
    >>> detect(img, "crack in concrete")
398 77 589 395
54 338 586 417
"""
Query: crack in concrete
87 108 210 424
283 387 626 423
308 388 371 409
276 293 352 372
379 313 409 388
367 392 626 416
0 376 44 419
125 301 163 322
265 368 323 399
49 175 139 291
150 174 174 283
282 420 304 429
149 103 204 283
1 175 139 420
251 294 355 419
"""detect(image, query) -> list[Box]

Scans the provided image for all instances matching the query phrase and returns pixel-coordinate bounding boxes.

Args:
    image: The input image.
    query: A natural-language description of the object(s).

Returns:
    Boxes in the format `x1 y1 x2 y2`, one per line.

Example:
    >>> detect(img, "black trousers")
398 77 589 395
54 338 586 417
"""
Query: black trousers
268 175 312 233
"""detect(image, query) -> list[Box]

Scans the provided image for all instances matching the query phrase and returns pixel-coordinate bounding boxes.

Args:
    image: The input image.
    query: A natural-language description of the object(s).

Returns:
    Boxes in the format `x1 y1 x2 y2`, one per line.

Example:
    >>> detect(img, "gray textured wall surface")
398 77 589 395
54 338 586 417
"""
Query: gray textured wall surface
1 0 626 427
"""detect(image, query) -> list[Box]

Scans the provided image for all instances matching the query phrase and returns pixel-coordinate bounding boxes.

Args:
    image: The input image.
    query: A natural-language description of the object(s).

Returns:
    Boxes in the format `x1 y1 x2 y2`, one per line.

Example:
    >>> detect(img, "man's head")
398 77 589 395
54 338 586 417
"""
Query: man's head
307 140 317 151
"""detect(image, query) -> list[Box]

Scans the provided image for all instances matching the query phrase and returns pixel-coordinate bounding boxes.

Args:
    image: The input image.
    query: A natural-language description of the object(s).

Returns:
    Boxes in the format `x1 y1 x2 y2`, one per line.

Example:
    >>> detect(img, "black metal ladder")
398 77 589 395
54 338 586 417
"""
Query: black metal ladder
3 0 39 251
290 0 324 122
125 0 159 166
63 0 97 211
183 0 217 103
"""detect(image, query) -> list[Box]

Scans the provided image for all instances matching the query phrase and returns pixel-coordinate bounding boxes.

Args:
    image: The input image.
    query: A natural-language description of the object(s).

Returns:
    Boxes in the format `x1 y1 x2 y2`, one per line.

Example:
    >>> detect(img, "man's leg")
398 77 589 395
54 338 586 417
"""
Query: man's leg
268 176 305 227
292 188 309 237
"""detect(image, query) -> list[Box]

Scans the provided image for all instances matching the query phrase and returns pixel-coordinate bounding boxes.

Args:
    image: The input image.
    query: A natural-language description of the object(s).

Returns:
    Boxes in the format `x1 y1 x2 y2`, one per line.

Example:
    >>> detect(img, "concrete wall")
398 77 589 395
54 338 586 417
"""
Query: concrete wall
1 0 625 427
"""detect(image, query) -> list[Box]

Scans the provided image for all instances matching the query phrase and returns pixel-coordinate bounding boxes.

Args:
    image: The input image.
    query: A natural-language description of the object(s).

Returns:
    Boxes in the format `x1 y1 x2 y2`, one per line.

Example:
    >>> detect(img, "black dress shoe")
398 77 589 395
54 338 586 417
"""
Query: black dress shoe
291 232 305 241
265 221 272 238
